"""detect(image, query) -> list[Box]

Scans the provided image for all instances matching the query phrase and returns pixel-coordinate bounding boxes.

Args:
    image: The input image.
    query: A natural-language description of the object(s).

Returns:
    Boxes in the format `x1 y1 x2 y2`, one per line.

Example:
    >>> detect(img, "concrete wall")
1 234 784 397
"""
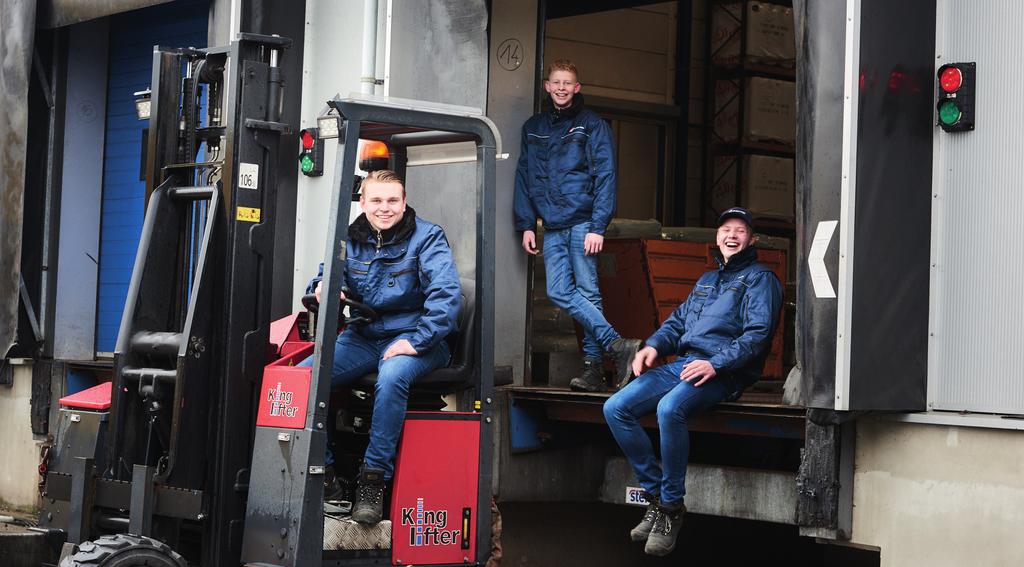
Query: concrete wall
0 363 43 510
851 419 1024 566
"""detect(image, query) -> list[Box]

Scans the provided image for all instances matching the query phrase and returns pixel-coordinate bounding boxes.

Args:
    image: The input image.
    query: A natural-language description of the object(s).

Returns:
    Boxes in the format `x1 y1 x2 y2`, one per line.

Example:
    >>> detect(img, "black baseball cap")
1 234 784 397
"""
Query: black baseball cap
717 207 755 229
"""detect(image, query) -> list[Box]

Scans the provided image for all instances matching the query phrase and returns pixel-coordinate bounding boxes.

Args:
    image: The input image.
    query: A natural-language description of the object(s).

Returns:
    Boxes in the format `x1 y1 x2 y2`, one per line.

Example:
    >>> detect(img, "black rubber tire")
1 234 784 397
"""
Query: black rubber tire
59 534 187 567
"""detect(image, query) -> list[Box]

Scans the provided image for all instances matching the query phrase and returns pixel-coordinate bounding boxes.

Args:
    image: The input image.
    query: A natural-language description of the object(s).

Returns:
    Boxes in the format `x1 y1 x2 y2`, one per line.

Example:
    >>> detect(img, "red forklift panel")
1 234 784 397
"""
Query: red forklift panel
390 412 481 565
59 381 113 410
256 364 312 429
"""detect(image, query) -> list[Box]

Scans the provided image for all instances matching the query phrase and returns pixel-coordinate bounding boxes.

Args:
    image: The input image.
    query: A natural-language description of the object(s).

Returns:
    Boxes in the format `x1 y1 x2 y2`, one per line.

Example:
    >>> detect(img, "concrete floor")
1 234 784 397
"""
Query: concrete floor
497 501 879 567
1 501 879 566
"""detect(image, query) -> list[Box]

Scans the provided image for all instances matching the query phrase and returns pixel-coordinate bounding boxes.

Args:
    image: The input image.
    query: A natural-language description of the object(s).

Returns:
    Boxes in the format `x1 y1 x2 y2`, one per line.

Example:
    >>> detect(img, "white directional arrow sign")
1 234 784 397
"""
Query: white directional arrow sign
808 220 838 299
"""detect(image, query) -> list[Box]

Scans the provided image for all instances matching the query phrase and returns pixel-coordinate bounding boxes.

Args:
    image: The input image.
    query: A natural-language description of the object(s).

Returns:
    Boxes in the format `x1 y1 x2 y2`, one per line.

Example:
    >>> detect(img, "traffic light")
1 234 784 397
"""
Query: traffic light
298 127 324 176
936 62 975 132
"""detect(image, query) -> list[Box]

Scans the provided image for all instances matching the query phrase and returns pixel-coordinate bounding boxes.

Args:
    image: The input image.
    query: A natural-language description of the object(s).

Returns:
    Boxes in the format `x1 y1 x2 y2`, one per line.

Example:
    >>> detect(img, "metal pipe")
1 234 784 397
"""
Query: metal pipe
38 35 63 358
360 0 380 94
167 186 216 201
122 367 178 383
383 0 394 96
267 38 284 122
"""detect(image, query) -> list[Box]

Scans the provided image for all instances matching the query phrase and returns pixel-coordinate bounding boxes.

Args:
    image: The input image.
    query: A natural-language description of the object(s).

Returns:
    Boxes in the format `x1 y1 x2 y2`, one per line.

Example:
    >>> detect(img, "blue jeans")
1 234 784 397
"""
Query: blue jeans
543 222 619 359
603 357 739 508
300 328 451 479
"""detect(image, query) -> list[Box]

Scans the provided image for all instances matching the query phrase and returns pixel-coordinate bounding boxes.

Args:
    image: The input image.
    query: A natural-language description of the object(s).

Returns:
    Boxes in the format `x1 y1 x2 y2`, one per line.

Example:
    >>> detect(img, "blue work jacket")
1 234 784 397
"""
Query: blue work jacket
307 208 461 353
645 247 783 388
514 95 617 234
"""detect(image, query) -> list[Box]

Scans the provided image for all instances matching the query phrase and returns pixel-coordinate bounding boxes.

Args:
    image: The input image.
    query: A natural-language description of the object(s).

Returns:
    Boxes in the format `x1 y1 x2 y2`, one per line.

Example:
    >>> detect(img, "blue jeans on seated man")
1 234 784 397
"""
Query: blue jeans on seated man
543 221 619 359
299 328 451 479
603 356 743 508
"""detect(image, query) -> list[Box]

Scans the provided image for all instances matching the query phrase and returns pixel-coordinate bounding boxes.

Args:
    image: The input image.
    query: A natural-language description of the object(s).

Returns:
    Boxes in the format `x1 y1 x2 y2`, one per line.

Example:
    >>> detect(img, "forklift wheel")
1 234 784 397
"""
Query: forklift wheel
59 534 187 567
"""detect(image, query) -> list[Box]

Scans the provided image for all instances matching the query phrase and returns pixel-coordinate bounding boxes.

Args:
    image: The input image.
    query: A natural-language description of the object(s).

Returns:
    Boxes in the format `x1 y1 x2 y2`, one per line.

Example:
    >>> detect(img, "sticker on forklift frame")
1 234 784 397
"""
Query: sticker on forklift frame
625 486 649 507
236 206 261 223
238 162 259 190
808 220 838 298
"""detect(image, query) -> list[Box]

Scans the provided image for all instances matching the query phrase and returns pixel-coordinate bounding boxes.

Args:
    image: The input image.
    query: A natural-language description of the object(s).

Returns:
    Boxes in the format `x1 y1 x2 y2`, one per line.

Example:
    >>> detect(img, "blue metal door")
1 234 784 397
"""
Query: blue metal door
96 0 208 352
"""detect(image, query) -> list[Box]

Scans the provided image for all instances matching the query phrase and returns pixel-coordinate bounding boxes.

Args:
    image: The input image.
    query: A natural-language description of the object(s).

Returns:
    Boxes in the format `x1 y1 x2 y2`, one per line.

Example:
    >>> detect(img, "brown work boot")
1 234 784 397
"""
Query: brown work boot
351 468 386 524
607 338 642 388
569 358 606 392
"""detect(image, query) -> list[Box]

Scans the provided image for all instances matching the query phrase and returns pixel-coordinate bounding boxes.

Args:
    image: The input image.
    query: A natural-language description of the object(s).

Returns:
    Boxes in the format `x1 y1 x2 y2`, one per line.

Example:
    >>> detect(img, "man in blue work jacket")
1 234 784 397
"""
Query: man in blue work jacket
604 207 783 556
514 59 641 392
303 169 461 525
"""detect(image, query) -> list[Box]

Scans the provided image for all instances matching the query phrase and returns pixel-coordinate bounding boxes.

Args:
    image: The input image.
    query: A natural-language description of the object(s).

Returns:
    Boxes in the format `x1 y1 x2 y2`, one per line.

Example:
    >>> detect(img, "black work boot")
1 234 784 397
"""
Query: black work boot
644 503 685 556
569 358 606 392
323 465 346 501
607 338 642 388
351 468 387 524
629 493 661 543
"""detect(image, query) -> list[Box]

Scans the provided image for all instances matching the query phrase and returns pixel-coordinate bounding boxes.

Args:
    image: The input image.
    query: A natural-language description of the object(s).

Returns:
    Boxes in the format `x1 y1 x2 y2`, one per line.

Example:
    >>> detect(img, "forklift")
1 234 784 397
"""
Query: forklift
240 96 500 566
39 32 501 566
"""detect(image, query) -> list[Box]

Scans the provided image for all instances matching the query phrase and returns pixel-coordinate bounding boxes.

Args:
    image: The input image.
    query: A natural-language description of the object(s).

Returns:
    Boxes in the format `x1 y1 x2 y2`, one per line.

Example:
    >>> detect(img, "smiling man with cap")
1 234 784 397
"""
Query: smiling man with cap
602 206 783 557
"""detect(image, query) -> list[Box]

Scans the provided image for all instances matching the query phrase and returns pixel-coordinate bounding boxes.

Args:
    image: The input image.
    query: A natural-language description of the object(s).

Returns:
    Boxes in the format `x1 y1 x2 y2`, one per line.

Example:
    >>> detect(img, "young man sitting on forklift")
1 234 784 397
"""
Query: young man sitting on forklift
603 207 783 556
302 169 462 525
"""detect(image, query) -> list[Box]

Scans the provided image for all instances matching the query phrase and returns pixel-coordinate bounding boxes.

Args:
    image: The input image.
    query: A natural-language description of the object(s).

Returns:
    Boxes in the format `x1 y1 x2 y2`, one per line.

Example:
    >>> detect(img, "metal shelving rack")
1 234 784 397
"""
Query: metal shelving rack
700 0 796 233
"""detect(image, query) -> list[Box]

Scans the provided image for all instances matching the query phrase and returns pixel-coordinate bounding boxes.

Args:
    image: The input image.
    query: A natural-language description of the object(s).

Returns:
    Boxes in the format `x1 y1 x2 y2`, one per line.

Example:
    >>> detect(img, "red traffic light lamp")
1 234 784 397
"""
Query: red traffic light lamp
298 127 324 176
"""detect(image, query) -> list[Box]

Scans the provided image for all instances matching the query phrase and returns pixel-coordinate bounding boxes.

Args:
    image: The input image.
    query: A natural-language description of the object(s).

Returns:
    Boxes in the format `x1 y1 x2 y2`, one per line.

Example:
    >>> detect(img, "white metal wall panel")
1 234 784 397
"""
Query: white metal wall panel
292 2 368 305
930 0 1024 413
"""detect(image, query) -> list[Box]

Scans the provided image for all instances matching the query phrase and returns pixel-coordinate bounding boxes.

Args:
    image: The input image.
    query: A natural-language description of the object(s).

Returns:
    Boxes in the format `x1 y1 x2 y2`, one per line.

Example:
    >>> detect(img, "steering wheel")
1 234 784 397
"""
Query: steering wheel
301 290 380 328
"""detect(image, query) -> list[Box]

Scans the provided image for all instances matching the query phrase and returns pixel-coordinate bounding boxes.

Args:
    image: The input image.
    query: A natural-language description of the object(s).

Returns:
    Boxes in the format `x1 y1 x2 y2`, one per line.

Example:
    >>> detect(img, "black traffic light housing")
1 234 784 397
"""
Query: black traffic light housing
298 127 324 176
936 62 975 133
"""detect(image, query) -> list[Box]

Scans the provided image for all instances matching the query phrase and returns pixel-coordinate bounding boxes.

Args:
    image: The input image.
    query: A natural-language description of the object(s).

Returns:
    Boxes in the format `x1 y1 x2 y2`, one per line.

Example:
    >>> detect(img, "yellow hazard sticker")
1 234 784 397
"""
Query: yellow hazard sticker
236 206 261 222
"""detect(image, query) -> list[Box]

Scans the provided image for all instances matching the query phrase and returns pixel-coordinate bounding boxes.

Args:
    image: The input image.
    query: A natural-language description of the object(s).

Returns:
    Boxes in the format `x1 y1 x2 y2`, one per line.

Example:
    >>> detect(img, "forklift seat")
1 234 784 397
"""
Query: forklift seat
353 278 477 394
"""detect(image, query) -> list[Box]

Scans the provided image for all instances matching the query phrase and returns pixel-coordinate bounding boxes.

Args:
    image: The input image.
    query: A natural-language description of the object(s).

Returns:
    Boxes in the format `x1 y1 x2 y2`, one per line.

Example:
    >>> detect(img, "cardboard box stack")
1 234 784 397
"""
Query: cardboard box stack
711 154 794 223
704 1 797 229
710 2 796 68
713 76 796 147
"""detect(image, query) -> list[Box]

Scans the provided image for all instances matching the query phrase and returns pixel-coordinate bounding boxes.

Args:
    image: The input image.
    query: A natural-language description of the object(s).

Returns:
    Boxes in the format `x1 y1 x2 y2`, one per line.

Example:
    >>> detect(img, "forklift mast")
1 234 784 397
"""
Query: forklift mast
41 34 291 567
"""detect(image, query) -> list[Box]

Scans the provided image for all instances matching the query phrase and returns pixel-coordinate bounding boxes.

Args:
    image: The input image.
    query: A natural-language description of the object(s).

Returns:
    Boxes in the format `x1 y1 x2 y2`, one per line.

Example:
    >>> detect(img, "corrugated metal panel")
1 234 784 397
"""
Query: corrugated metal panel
95 0 207 352
930 0 1024 413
